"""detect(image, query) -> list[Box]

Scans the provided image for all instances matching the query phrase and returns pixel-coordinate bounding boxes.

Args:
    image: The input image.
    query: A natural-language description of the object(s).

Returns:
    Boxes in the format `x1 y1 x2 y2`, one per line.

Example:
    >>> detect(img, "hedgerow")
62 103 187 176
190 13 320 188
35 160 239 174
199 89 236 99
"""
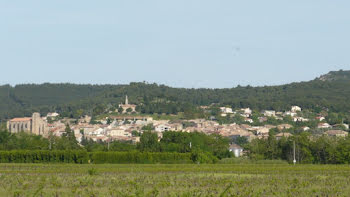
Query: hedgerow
0 151 211 164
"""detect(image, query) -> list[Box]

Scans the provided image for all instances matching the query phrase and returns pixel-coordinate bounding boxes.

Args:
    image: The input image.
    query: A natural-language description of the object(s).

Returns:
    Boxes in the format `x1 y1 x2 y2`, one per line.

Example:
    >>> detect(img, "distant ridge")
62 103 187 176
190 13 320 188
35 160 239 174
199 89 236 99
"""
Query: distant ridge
317 70 350 82
1 70 350 121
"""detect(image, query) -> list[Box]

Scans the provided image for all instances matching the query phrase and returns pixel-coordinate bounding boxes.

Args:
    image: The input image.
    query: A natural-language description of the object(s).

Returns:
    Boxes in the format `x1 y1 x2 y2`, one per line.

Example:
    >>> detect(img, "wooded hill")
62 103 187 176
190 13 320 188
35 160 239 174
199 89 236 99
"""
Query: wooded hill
1 70 350 121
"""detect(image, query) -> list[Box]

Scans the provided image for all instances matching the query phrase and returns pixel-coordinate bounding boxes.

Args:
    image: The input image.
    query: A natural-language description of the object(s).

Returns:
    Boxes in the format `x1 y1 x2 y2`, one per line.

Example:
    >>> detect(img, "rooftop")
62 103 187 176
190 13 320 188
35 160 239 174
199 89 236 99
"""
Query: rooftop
10 117 32 122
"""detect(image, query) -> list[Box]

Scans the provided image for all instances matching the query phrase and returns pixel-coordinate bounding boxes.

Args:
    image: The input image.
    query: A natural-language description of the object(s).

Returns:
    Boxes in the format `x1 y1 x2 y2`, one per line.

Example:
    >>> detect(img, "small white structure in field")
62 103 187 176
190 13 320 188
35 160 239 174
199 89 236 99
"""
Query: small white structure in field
229 144 243 157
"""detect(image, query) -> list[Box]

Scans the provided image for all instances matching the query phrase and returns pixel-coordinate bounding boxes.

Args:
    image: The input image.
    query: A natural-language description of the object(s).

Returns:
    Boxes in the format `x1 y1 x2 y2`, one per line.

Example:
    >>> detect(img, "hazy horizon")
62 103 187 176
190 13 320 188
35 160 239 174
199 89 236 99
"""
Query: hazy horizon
1 69 347 89
1 1 349 88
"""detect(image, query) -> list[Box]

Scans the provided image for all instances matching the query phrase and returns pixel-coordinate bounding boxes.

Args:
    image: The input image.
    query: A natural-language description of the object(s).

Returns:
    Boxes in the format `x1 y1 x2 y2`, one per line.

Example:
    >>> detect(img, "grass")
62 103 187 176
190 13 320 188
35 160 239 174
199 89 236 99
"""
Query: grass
0 163 350 196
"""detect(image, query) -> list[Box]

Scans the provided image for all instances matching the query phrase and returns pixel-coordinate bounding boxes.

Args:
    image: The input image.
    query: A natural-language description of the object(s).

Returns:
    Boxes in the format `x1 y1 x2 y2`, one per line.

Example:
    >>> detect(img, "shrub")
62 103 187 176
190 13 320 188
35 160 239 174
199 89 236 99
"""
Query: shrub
90 151 193 164
0 150 89 164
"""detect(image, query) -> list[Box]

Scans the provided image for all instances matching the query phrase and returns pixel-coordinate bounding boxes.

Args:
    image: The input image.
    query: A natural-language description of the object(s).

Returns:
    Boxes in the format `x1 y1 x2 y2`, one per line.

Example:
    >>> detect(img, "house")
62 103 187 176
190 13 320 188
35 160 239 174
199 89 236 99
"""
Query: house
316 116 326 121
302 126 310 131
244 118 254 123
265 125 277 129
241 108 252 115
325 130 348 137
283 111 297 117
258 117 268 123
109 129 132 137
275 132 293 140
277 124 293 131
256 127 270 135
170 123 183 131
229 144 243 157
293 117 309 122
240 113 250 118
318 123 331 129
263 110 276 117
47 112 60 118
220 107 233 114
155 124 171 132
275 116 283 120
291 106 302 113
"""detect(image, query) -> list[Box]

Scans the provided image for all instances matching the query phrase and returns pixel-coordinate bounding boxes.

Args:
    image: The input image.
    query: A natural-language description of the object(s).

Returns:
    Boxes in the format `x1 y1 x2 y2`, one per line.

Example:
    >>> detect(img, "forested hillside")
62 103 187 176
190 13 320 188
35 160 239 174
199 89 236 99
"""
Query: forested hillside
1 70 350 121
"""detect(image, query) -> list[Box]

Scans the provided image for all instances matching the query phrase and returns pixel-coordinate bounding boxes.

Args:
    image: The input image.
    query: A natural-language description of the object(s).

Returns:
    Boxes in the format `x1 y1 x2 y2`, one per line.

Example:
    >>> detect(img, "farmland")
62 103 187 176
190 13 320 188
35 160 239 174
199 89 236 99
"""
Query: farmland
1 164 350 196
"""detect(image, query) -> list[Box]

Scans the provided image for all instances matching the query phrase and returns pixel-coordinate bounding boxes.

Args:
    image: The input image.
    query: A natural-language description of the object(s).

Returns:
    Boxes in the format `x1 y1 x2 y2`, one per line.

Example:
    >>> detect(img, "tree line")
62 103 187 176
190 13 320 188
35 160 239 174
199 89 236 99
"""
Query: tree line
0 125 229 162
1 70 350 121
246 132 350 164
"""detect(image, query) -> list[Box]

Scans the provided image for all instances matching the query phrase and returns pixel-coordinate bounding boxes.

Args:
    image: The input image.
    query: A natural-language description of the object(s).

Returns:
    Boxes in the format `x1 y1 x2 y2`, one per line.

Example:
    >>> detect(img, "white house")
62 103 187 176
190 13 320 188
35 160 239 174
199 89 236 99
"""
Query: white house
155 124 171 132
229 144 243 157
302 126 310 131
220 107 233 114
293 117 309 122
109 129 131 137
242 108 252 115
291 106 302 113
263 110 276 117
318 123 331 129
244 118 254 123
47 112 60 119
284 111 297 117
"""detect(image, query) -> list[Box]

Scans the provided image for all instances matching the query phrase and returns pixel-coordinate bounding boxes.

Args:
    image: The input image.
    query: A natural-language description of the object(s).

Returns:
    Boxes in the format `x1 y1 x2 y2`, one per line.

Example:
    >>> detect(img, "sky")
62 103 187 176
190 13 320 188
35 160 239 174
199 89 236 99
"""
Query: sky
0 1 349 88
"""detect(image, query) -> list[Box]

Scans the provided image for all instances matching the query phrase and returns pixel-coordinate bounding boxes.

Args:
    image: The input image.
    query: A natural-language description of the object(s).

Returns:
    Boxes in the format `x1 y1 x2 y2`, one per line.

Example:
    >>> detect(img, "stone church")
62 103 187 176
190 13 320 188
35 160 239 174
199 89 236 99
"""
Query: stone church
7 113 48 136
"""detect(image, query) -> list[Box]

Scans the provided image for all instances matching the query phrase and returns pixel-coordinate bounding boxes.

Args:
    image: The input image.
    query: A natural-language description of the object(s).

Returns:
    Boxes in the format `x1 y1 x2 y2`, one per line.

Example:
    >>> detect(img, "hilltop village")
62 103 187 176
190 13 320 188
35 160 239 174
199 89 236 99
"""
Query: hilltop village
7 96 349 156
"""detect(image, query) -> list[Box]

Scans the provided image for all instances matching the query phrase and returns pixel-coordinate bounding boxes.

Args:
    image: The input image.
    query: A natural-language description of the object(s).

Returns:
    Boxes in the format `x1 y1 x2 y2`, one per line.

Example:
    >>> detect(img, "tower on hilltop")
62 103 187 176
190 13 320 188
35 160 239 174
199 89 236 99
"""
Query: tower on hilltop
118 95 137 114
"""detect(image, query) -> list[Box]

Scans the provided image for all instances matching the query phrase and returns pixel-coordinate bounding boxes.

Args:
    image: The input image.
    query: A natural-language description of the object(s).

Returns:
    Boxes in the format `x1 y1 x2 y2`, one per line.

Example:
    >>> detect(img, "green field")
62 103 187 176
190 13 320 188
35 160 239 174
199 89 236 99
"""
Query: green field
1 164 350 197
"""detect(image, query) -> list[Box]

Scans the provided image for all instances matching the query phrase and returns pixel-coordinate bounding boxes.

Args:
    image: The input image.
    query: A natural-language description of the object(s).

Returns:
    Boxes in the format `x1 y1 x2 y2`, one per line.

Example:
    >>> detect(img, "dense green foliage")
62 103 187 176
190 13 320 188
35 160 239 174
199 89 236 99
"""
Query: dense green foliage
91 152 193 164
0 150 219 164
0 150 197 164
246 132 350 164
0 128 224 163
1 70 350 121
0 150 88 163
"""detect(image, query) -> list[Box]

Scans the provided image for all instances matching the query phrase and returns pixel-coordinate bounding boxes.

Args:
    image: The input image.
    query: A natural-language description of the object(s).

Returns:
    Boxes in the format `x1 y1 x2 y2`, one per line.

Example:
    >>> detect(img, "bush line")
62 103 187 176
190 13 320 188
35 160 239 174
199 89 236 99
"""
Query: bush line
0 151 217 164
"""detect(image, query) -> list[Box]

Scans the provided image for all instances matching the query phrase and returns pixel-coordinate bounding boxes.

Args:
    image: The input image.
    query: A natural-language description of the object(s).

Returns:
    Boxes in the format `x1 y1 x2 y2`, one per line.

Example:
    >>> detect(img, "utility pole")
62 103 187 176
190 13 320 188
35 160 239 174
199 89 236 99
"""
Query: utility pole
107 135 111 151
293 140 296 165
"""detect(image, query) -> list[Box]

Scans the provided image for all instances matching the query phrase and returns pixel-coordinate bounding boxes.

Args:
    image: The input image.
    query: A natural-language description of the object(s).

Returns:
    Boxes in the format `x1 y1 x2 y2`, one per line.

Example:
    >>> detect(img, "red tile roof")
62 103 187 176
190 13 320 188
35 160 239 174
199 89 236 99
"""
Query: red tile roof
10 117 32 122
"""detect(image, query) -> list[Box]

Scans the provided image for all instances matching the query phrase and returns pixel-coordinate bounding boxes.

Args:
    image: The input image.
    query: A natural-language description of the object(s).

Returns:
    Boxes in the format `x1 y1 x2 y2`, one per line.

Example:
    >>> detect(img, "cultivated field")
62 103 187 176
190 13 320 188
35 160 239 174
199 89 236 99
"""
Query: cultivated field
0 164 350 196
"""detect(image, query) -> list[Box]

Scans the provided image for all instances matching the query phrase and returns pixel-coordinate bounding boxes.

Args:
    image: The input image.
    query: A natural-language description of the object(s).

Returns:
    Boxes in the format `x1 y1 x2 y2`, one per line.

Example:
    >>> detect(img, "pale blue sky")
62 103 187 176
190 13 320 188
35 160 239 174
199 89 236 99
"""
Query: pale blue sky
0 1 349 88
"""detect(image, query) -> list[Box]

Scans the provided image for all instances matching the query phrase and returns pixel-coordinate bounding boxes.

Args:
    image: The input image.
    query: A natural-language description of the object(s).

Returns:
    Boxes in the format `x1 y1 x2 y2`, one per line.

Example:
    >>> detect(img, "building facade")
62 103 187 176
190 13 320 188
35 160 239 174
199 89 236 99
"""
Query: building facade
7 113 48 136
